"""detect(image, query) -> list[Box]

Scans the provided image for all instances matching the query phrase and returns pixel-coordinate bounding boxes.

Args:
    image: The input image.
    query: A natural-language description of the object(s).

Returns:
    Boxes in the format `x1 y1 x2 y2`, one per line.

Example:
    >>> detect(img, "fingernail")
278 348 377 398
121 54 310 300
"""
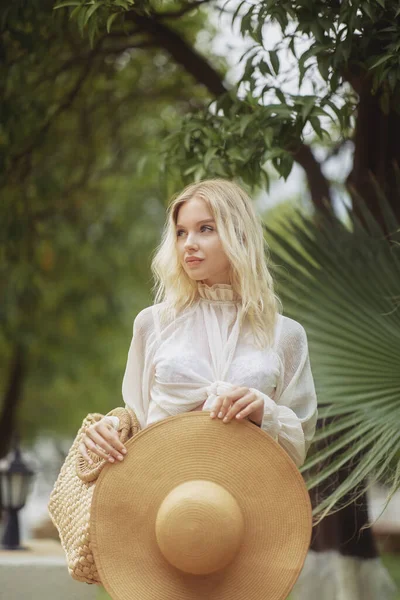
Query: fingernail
223 417 228 423
109 457 114 463
117 455 123 461
122 448 127 454
218 412 223 419
210 412 215 418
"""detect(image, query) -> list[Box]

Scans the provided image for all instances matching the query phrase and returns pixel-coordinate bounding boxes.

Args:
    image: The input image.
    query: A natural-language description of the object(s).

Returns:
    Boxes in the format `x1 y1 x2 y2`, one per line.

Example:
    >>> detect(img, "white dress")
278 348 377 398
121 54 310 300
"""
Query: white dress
117 282 318 468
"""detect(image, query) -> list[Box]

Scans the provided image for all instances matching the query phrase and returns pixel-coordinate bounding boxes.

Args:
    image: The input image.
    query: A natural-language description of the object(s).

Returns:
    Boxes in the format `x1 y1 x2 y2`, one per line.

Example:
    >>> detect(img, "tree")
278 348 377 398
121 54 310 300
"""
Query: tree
158 0 400 230
0 0 216 455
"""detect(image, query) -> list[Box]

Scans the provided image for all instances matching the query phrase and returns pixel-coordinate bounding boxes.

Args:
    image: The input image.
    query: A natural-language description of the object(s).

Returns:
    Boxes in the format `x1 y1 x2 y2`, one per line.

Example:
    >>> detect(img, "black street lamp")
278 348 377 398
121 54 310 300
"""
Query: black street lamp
0 435 35 550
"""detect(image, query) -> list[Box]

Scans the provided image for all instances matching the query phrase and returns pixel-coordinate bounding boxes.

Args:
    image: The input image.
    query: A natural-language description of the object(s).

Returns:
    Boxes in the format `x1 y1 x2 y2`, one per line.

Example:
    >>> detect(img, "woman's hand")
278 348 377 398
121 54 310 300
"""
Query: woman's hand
79 417 127 465
210 386 264 425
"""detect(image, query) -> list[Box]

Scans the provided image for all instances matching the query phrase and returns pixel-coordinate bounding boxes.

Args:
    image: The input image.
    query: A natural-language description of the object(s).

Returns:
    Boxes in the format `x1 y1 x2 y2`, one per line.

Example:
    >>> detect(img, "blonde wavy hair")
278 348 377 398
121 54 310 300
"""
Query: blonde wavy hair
151 178 282 349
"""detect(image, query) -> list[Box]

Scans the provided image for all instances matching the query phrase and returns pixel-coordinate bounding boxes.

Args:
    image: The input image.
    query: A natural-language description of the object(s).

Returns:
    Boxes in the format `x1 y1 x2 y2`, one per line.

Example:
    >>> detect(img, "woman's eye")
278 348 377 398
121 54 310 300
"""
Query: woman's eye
176 226 214 237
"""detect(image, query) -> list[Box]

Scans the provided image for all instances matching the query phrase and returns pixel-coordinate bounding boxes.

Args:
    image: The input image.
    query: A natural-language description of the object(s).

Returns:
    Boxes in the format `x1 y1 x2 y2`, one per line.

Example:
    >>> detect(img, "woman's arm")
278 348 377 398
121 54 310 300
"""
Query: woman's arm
252 318 318 467
120 307 156 430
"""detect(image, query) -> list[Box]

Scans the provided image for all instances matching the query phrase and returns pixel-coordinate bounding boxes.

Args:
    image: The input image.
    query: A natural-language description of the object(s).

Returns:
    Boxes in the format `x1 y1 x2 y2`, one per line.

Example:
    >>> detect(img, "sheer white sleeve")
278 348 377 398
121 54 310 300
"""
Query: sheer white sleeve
251 317 318 468
121 307 157 430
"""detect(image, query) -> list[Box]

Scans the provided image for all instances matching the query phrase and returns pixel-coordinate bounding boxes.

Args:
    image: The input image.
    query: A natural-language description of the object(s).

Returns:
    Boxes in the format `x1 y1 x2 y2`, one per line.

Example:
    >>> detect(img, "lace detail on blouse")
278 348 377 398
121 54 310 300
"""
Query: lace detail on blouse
197 282 240 303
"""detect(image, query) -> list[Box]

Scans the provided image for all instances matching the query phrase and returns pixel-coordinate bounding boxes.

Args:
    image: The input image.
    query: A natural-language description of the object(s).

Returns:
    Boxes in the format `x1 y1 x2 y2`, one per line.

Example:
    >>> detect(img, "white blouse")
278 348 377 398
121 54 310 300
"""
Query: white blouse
115 282 318 468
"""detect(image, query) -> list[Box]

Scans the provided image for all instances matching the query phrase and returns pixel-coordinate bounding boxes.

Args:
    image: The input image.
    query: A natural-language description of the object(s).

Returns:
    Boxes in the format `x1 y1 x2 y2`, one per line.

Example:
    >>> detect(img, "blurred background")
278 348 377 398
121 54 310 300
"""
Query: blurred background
1 0 400 599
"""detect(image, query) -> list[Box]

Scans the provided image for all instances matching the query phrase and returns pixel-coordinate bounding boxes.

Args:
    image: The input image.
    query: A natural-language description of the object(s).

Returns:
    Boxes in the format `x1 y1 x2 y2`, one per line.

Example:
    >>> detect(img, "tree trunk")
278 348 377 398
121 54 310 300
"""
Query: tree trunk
304 415 381 596
0 344 25 460
347 80 400 234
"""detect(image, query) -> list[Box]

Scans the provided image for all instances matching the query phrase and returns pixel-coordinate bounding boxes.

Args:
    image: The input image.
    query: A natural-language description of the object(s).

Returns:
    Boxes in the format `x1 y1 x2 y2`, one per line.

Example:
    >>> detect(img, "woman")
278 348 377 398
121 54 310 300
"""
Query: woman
79 178 318 468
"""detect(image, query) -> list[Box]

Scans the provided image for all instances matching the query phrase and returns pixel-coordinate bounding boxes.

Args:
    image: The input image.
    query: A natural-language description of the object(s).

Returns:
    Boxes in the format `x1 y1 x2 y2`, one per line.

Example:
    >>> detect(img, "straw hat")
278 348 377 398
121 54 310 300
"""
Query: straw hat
90 411 312 600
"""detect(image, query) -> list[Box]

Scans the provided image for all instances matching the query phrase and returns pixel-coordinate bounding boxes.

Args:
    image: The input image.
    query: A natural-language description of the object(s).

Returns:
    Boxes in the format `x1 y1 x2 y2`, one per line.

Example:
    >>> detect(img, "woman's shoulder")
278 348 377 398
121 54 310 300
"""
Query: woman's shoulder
275 313 308 349
134 301 175 334
133 304 157 333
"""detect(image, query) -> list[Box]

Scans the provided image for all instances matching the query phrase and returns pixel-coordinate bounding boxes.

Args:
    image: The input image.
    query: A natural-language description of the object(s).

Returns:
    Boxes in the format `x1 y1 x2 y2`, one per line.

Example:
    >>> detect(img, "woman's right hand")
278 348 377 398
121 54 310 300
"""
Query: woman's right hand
79 417 127 465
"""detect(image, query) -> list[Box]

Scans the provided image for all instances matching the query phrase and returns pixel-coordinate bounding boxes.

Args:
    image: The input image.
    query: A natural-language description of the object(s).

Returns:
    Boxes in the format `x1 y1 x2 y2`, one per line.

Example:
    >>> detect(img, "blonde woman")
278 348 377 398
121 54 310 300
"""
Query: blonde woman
80 178 318 469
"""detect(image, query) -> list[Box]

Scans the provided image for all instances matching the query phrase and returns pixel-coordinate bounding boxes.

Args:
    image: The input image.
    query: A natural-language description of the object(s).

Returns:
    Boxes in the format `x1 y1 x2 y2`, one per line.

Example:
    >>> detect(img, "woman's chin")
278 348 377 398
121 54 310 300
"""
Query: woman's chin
189 274 206 281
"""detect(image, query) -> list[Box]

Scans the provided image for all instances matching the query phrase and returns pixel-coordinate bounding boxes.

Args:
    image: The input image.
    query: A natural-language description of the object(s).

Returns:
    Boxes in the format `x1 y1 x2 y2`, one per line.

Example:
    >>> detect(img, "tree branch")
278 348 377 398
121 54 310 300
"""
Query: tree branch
126 12 227 96
123 12 333 212
97 40 158 55
31 33 151 91
157 0 214 19
7 44 101 180
292 142 333 213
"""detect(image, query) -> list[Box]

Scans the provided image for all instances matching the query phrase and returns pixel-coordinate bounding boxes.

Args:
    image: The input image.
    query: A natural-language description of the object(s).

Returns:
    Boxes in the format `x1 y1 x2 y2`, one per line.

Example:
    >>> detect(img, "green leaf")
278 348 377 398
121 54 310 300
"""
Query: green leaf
310 21 325 43
114 0 130 9
227 147 247 162
213 160 229 177
309 105 331 119
193 165 205 182
288 36 296 58
106 12 119 33
231 0 248 27
69 5 82 20
183 132 192 152
239 114 253 136
325 100 344 128
54 1 81 8
279 153 294 179
265 104 292 117
84 2 102 25
317 55 330 80
363 2 376 20
300 97 315 121
87 12 98 47
204 147 218 169
258 60 272 77
77 6 88 34
240 8 253 37
370 54 394 70
298 45 324 86
275 88 285 104
269 50 280 75
309 116 323 138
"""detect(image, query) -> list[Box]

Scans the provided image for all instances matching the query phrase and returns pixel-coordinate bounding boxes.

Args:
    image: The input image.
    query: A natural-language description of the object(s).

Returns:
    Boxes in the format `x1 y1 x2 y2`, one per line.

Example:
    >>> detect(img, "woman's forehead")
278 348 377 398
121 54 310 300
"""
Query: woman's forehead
176 197 214 225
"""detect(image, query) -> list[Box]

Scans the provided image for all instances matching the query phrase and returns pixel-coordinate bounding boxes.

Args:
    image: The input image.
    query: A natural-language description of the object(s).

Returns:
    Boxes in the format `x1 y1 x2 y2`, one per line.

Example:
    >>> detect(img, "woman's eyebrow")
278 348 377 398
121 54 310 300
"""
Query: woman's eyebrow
175 218 215 228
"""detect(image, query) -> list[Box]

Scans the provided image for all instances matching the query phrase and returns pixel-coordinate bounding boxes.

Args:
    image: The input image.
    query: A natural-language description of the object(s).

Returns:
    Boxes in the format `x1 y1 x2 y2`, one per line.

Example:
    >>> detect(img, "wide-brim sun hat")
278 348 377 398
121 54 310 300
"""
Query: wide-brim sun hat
90 411 312 600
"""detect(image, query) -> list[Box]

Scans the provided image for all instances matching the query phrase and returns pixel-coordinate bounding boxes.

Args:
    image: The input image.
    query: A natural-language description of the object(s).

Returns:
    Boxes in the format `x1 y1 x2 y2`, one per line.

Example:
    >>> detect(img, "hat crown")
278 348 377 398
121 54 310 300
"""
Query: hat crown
155 480 244 575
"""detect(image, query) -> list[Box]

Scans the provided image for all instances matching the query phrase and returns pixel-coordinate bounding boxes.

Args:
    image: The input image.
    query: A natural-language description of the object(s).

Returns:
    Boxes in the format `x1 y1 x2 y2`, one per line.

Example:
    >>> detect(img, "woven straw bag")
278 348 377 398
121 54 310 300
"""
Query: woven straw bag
48 406 140 585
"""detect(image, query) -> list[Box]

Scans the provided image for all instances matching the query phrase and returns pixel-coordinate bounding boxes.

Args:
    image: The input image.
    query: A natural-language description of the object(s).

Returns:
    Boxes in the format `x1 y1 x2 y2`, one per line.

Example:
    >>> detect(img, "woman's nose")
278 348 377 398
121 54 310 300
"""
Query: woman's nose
184 233 198 249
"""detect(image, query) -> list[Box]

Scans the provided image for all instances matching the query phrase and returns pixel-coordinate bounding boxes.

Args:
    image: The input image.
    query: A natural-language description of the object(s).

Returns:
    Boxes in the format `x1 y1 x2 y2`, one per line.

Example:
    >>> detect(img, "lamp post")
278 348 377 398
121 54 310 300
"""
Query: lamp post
0 434 35 550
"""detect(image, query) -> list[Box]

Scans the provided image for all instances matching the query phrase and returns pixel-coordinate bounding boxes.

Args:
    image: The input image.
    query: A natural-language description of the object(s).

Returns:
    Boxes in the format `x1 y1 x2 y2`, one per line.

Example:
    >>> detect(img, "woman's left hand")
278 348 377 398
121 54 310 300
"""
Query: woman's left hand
210 386 264 425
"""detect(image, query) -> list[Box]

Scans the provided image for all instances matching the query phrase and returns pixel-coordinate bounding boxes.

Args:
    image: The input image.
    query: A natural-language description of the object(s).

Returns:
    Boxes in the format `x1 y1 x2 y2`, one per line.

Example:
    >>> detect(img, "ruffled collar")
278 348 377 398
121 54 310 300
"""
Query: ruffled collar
197 282 240 304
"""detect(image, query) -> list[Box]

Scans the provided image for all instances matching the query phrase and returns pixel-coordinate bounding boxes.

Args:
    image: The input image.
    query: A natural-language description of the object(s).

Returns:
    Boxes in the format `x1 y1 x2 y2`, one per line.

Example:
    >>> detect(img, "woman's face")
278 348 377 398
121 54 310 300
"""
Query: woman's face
175 196 231 286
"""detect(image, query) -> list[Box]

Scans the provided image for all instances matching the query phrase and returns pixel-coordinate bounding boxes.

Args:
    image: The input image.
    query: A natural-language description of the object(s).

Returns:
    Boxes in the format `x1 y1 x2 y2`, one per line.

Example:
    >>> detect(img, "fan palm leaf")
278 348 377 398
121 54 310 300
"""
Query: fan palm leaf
264 196 400 524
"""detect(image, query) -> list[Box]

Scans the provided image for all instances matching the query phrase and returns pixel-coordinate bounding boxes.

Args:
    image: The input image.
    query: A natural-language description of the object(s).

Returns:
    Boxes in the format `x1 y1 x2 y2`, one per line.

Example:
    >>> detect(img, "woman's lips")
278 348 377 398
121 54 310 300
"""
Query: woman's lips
186 259 203 267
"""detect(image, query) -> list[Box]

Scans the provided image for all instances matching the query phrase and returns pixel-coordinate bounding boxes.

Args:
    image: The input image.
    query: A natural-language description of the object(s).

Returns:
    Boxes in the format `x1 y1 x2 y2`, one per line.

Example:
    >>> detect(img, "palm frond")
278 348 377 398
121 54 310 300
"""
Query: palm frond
264 194 400 524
